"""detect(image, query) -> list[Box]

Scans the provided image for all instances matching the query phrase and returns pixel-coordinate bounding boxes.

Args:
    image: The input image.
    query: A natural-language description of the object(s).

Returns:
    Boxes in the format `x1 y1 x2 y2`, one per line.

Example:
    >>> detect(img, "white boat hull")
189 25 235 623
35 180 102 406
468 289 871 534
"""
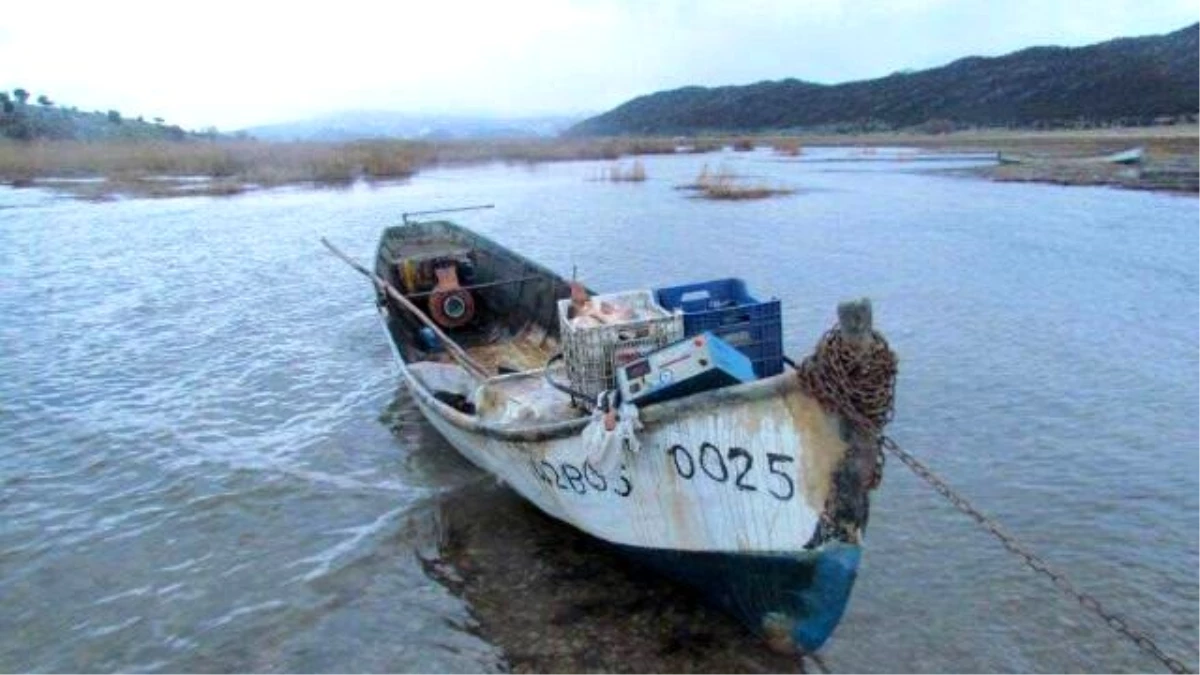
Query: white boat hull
389 329 867 653
408 366 847 555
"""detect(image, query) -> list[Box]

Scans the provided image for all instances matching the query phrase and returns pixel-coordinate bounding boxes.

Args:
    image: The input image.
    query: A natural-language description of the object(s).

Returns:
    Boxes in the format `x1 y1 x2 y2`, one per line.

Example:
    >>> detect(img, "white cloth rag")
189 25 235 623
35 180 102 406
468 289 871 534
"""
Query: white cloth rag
580 399 643 477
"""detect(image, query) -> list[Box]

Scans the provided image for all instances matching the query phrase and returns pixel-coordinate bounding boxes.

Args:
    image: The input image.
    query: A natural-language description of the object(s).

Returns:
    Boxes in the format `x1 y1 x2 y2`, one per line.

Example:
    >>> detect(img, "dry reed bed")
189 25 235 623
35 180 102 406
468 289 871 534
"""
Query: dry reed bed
0 137 689 198
0 141 413 181
8 127 1184 199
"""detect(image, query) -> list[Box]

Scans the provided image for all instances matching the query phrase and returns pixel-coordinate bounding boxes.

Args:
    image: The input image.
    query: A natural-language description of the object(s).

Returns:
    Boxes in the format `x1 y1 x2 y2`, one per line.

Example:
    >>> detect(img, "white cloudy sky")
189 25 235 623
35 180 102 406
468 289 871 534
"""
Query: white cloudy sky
1 0 1195 130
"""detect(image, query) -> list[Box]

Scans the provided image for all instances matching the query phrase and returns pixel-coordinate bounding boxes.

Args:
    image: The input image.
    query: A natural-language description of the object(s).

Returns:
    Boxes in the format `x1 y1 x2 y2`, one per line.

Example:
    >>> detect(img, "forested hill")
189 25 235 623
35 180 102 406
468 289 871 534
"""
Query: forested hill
568 23 1199 136
0 89 199 141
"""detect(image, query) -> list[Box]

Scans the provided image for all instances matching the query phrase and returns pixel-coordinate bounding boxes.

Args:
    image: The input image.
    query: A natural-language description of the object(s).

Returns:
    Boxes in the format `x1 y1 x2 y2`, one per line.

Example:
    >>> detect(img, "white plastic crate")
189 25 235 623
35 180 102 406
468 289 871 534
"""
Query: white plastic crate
558 290 684 400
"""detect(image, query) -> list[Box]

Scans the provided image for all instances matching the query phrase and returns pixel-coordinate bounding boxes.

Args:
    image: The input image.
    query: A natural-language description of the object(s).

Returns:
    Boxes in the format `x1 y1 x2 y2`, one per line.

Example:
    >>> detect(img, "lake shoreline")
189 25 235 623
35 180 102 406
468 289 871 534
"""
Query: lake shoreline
963 155 1199 192
3 126 1195 200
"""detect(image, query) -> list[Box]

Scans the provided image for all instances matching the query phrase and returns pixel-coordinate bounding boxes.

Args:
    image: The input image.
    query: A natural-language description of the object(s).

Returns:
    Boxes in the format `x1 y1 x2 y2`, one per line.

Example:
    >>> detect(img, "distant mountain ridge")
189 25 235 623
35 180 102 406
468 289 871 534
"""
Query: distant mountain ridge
569 23 1199 136
246 111 587 141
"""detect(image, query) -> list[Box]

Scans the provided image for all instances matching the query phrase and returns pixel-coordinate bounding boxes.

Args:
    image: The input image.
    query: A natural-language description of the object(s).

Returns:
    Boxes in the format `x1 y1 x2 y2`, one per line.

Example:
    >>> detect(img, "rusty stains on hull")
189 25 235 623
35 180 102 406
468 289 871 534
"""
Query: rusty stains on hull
784 390 849 514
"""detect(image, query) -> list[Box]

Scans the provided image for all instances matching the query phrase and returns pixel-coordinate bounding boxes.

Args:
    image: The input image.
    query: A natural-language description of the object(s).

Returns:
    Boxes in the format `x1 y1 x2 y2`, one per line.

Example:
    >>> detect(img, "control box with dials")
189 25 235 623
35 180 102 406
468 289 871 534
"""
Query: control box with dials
616 332 756 407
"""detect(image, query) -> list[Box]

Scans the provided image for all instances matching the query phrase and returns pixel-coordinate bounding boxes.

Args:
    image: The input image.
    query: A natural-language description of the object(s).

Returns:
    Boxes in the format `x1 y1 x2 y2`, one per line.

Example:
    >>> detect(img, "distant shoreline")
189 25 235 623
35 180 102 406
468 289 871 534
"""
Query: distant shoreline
766 125 1199 193
0 126 1194 199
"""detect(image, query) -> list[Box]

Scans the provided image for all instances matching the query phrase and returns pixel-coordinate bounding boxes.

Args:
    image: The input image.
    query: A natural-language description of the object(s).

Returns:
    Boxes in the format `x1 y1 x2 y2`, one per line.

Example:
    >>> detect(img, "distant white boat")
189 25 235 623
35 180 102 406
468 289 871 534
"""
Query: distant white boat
1104 146 1144 165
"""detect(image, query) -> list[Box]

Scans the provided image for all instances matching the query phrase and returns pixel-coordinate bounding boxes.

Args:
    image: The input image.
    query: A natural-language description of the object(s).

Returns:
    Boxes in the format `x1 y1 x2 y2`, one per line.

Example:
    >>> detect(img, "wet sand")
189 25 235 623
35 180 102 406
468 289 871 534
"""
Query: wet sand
424 483 814 674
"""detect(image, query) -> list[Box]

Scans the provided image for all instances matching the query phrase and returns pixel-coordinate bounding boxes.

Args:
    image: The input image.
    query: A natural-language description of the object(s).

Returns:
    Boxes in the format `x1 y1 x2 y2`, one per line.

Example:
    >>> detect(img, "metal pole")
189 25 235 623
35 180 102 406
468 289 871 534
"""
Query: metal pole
402 204 495 224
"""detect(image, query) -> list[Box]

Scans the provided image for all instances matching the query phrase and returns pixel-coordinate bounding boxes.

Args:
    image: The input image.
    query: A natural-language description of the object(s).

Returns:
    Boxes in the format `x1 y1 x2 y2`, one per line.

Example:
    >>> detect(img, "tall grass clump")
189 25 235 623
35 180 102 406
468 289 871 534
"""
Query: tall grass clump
675 163 712 190
773 139 804 156
676 163 795 200
593 159 647 182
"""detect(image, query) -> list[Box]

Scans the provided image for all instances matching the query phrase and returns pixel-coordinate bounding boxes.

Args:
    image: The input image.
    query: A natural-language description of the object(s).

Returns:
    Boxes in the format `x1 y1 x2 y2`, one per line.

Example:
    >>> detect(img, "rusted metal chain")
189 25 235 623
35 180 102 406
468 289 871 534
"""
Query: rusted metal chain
797 325 898 489
795 323 1192 674
796 326 898 434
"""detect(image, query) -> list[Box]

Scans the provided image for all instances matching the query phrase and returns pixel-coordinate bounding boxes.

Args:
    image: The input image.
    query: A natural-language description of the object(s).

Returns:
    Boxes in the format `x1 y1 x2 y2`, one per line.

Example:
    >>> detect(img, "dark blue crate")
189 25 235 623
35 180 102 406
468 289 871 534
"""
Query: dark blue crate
656 279 756 314
656 279 784 377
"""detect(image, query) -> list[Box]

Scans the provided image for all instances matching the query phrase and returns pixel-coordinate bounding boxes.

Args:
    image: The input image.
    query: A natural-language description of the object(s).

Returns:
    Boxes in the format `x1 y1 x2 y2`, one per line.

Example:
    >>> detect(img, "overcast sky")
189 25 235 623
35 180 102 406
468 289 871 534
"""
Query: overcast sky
1 0 1195 130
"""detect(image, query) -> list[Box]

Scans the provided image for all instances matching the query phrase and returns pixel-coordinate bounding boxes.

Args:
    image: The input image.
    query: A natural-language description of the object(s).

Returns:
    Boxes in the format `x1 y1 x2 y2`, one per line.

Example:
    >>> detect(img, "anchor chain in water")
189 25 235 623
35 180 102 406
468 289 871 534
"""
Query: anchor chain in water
796 324 1192 675
882 437 1192 675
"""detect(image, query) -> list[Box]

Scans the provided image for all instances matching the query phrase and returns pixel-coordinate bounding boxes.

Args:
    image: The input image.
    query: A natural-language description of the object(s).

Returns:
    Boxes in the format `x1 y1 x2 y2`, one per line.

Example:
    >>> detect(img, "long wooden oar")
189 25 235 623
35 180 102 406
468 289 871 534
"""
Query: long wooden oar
321 238 492 380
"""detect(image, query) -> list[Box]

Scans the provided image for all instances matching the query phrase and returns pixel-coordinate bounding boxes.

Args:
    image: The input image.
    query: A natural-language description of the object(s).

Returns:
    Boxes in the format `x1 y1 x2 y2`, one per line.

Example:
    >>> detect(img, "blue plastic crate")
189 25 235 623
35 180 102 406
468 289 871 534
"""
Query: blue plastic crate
655 279 784 377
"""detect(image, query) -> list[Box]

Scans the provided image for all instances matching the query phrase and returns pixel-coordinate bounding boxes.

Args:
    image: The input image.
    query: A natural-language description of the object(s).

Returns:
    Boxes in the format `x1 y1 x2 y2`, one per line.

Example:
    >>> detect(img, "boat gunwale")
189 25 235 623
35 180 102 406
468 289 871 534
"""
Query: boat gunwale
376 219 580 297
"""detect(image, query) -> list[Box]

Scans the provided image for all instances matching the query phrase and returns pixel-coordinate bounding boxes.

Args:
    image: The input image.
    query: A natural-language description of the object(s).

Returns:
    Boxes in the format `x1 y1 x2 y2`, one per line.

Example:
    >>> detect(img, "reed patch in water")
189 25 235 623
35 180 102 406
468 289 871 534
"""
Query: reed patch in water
773 139 804 156
592 159 647 182
676 164 795 200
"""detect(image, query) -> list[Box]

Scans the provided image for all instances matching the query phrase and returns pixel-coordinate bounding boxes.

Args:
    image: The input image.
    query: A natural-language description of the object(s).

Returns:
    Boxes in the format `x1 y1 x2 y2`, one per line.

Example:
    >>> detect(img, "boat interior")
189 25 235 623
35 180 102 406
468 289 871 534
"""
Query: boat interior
375 221 587 427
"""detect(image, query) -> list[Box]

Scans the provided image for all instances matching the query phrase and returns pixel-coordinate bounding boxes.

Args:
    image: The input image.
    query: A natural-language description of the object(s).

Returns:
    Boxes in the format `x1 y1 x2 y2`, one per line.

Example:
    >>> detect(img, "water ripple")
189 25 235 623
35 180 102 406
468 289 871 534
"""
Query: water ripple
0 154 1195 672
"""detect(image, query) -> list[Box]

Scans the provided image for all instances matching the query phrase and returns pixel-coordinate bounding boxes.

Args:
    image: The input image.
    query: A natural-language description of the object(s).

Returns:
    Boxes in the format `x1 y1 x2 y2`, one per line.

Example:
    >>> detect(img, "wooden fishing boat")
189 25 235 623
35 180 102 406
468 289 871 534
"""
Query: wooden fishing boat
327 215 897 654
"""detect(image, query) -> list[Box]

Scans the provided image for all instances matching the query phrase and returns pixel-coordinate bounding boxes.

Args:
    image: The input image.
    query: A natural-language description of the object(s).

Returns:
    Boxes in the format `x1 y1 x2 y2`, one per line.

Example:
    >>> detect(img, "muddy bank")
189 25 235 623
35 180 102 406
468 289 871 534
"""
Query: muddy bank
773 126 1198 193
423 483 814 674
963 151 1198 193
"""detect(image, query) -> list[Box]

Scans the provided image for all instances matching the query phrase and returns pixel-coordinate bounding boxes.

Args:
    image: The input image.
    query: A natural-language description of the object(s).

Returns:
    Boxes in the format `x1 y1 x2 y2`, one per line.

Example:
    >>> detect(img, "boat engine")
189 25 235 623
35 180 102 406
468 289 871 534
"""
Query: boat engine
397 253 477 330
428 262 475 329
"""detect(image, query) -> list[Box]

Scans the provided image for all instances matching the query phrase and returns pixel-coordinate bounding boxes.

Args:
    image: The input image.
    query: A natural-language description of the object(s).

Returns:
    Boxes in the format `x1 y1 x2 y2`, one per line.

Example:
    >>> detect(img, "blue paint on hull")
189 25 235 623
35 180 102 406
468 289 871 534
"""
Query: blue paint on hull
613 542 861 652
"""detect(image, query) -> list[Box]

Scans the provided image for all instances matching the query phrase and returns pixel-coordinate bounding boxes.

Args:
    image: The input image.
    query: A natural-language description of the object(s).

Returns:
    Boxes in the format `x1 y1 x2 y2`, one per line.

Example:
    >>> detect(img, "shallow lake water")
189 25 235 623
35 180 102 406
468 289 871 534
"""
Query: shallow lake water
1 149 1196 672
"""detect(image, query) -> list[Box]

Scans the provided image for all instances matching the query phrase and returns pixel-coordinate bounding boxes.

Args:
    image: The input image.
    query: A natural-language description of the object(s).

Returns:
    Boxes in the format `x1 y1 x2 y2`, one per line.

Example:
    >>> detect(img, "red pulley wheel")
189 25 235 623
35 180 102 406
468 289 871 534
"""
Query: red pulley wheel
428 263 476 329
429 288 475 328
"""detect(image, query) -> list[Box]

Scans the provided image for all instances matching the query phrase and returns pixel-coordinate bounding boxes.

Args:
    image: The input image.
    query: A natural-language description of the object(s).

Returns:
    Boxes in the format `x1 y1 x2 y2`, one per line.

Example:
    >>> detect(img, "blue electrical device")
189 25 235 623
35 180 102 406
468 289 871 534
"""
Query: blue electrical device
616 332 757 407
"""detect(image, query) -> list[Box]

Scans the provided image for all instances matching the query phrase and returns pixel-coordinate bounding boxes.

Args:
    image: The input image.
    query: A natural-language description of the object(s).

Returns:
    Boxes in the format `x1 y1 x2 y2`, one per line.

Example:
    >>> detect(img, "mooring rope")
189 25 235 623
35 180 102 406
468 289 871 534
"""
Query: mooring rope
796 325 1192 674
